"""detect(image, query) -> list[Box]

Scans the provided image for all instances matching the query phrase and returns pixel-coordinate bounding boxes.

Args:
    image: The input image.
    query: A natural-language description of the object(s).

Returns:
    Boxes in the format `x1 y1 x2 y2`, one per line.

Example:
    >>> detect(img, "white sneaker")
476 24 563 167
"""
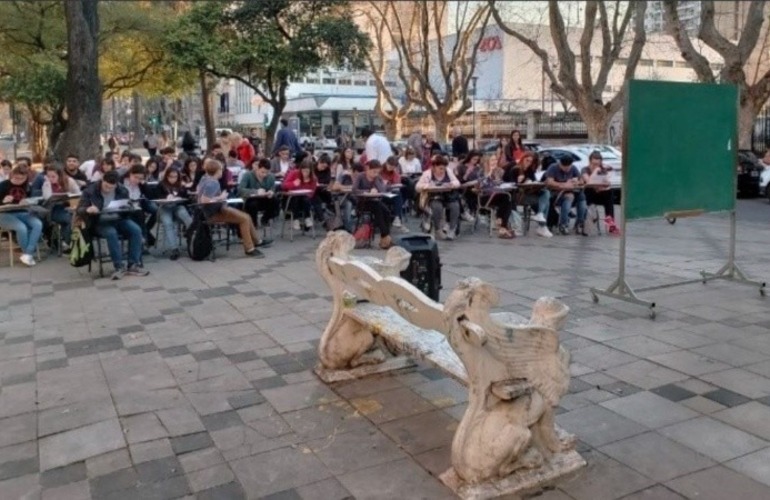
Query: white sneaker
20 254 36 267
392 217 402 228
304 217 313 229
532 212 547 223
442 222 450 234
292 219 301 231
461 211 475 222
536 226 553 238
421 219 431 232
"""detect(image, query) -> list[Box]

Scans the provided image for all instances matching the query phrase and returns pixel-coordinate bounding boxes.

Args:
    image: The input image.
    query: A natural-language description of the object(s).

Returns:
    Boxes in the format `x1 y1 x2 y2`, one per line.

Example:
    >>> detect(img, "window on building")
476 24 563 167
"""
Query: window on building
354 80 367 86
384 80 397 88
306 78 320 84
640 59 653 66
369 80 377 86
657 60 674 68
617 57 628 65
674 61 689 68
322 78 336 84
710 63 724 71
338 78 352 85
604 85 613 93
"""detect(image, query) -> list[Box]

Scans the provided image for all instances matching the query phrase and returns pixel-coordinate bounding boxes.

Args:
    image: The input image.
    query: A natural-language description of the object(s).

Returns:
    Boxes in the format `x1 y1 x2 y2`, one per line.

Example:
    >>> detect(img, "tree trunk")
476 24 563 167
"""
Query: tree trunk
382 116 404 141
200 70 215 151
738 99 760 150
30 121 48 163
53 0 101 162
433 113 450 143
131 91 144 149
264 103 285 155
583 107 610 143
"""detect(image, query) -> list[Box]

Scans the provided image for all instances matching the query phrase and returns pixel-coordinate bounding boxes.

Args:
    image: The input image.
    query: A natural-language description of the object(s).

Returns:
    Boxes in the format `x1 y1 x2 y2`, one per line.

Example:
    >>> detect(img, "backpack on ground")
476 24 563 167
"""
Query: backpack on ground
187 212 213 261
69 226 93 268
353 222 373 249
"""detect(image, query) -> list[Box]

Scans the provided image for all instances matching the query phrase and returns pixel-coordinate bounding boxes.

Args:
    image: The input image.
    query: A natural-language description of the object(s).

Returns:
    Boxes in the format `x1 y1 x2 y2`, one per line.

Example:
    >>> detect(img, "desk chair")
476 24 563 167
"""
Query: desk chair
280 192 316 242
0 228 42 267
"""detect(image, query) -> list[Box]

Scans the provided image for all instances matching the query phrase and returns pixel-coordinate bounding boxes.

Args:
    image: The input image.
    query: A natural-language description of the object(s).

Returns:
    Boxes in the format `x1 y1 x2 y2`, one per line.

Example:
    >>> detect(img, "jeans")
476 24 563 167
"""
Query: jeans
207 206 259 252
244 197 280 226
50 205 73 243
96 218 144 270
159 205 192 251
556 191 587 227
585 189 615 218
0 212 43 255
358 199 391 237
341 198 353 232
429 198 460 233
287 195 323 221
481 192 513 227
385 192 404 220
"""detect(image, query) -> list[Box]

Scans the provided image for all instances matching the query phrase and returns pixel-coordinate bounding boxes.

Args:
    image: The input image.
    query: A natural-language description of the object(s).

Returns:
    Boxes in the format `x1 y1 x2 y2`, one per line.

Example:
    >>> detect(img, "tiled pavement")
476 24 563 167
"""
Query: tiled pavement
1 204 770 500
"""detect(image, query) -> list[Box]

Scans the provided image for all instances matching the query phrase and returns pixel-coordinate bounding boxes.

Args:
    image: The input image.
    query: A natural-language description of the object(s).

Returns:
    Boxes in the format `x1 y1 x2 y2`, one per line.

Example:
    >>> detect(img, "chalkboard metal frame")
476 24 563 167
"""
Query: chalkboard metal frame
590 80 765 319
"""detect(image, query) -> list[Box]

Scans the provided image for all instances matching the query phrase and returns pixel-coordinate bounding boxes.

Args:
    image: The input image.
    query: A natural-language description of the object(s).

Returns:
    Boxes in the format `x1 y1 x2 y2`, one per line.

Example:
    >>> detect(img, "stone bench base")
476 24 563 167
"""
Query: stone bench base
440 447 586 500
314 355 416 383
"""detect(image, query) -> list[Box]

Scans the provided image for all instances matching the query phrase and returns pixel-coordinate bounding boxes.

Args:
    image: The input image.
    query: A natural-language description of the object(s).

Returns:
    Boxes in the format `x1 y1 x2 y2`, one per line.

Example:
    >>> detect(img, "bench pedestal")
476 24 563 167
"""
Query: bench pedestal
440 447 586 500
314 356 416 383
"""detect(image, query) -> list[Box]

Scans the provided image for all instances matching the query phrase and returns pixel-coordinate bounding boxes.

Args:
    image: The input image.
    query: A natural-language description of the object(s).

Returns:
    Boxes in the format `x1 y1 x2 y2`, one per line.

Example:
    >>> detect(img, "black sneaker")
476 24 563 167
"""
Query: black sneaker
126 265 150 277
558 225 569 235
169 249 180 261
576 223 588 236
111 267 126 280
256 239 273 248
245 248 265 259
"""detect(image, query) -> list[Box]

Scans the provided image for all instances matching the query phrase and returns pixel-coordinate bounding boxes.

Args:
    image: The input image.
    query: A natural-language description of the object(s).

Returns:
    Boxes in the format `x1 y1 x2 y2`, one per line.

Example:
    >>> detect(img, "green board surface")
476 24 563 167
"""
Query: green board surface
624 80 737 221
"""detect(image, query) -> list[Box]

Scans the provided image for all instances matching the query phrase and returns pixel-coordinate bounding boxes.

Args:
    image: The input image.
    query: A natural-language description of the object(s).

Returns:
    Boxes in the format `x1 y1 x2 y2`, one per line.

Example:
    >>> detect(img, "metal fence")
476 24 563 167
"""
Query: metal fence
751 107 770 153
402 112 588 140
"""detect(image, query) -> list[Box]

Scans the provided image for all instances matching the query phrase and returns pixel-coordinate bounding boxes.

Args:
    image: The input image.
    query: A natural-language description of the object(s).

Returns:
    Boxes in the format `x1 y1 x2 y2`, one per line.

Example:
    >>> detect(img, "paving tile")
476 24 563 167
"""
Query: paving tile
337 457 454 500
283 401 372 441
411 378 469 408
187 463 235 493
134 455 183 483
680 396 728 414
711 402 770 440
648 350 731 376
88 467 140 497
700 368 770 399
0 458 38 481
261 380 340 413
230 446 331 498
251 376 288 390
691 343 769 367
605 360 689 390
379 409 457 455
170 432 214 455
40 418 126 471
600 391 699 428
64 336 124 358
349 387 435 424
178 447 224 475
196 481 246 500
724 446 770 487
666 465 770 500
307 426 406 475
556 405 648 447
200 410 244 432
155 406 206 437
332 376 404 399
41 480 90 500
617 485 685 500
552 449 654 500
157 345 190 358
599 432 715 482
659 416 768 462
226 392 265 410
0 473 42 500
128 438 174 464
702 388 752 407
85 448 132 478
650 383 698 402
294 477 352 500
120 412 168 444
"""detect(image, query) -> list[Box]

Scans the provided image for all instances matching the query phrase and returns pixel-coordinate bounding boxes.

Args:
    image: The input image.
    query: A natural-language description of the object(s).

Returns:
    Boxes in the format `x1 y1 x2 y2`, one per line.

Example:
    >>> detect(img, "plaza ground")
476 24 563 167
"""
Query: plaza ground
0 199 769 499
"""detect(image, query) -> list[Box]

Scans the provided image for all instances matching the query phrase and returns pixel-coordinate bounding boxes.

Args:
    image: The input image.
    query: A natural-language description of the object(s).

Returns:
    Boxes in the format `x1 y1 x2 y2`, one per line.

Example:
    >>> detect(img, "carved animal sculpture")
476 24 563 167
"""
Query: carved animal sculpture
443 278 573 484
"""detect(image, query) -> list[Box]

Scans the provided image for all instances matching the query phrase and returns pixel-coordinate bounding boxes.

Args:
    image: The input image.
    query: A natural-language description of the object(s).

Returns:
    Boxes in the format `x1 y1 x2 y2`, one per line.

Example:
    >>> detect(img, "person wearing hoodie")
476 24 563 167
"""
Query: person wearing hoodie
281 157 321 232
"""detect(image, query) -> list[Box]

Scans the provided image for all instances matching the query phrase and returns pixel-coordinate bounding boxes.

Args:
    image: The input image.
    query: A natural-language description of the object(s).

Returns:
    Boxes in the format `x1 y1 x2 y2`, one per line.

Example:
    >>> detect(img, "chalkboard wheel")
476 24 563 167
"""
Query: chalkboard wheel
666 217 677 225
591 293 599 303
649 310 656 320
760 288 766 297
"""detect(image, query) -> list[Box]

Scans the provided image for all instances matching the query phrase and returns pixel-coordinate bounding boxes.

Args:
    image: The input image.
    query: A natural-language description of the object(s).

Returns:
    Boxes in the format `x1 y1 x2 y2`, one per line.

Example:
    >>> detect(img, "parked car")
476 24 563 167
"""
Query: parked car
314 137 337 150
736 150 762 197
760 165 770 201
481 140 541 156
538 145 622 187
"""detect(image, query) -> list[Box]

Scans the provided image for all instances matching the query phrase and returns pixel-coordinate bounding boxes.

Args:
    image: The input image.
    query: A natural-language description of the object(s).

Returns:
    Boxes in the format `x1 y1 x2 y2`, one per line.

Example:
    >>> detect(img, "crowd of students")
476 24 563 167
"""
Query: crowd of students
0 126 616 274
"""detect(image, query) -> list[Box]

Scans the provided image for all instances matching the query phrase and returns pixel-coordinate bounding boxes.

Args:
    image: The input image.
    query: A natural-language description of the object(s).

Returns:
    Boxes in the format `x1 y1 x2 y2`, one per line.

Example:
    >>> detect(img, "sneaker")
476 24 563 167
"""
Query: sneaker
575 223 589 236
292 219 301 231
558 225 569 235
19 254 36 267
461 211 475 222
245 248 265 258
304 217 314 229
421 219 432 232
169 249 180 261
478 215 489 226
256 238 273 248
442 222 450 234
111 267 126 280
61 241 71 252
392 217 402 228
444 229 456 241
536 226 553 238
126 265 150 277
532 212 546 223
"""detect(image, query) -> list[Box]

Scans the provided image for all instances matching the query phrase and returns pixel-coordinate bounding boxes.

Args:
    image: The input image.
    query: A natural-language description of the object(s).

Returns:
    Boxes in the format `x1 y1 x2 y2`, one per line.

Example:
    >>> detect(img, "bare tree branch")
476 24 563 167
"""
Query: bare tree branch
663 0 715 82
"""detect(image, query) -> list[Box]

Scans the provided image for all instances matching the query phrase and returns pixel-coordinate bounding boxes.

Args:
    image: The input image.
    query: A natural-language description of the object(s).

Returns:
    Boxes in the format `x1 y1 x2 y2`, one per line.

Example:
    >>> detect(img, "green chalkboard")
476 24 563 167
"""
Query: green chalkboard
624 80 737 221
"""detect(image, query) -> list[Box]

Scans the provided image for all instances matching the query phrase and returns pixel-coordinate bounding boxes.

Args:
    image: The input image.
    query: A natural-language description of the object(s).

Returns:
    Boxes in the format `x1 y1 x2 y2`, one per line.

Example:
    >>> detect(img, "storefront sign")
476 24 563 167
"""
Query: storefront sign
479 36 502 53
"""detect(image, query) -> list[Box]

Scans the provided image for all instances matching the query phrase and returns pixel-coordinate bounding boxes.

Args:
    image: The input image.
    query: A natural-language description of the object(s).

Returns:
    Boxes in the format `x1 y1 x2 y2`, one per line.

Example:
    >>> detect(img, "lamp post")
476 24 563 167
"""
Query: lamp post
471 76 478 148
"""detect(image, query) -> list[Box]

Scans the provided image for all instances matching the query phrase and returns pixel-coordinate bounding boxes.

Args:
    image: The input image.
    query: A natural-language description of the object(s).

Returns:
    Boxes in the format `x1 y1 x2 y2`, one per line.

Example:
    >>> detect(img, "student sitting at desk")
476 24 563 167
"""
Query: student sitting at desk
314 154 334 214
239 159 279 229
0 166 43 266
380 156 405 229
478 156 515 239
182 157 202 191
509 152 552 238
270 146 294 177
353 160 392 249
64 154 89 189
123 164 158 247
158 167 193 260
454 150 483 222
415 155 461 239
42 163 81 252
581 150 617 233
281 158 322 232
78 170 148 279
197 158 271 258
545 156 587 236
0 160 11 181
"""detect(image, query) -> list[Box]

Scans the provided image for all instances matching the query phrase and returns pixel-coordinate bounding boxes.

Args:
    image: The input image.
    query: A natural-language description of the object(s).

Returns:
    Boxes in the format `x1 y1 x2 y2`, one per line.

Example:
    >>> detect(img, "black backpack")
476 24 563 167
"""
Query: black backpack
187 212 213 261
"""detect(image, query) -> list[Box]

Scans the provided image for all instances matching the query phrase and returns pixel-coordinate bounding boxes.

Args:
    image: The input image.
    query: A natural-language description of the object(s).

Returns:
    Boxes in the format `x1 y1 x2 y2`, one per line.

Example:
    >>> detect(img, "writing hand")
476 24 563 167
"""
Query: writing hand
2 195 13 204
86 205 100 214
370 187 377 194
293 179 300 187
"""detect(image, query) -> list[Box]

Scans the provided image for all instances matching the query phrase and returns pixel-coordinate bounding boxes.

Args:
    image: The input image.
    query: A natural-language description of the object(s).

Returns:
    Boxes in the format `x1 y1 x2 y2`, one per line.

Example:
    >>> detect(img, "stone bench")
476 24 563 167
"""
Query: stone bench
314 232 586 500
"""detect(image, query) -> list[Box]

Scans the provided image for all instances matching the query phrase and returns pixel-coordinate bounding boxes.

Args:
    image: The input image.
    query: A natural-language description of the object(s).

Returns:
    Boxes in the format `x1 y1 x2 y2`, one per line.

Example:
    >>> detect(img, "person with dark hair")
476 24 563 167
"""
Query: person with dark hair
545 155 587 235
272 117 301 156
181 157 202 191
0 166 43 266
581 150 616 233
42 163 81 251
380 156 405 229
145 158 160 182
64 154 88 188
421 132 443 171
160 146 181 172
509 151 552 238
123 164 158 246
353 160 393 249
416 155 461 239
78 170 148 279
455 150 483 222
0 159 12 181
181 130 197 155
270 146 293 176
158 167 193 260
239 158 279 228
504 129 525 165
451 126 469 158
282 158 321 232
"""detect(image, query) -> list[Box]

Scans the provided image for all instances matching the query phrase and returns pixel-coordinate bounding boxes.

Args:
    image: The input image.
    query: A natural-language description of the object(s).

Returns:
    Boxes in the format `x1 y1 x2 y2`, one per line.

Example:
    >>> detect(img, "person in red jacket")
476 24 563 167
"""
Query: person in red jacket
236 135 255 166
281 158 322 232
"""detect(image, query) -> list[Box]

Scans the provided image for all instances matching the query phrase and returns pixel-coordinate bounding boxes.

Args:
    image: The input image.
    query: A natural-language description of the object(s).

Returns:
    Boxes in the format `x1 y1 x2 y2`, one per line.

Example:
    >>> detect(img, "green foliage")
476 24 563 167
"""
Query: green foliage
0 57 66 113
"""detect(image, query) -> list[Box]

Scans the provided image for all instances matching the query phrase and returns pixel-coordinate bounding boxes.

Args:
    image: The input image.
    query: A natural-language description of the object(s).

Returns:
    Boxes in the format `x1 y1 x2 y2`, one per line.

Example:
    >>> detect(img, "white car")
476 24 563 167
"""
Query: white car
538 145 622 187
314 137 338 150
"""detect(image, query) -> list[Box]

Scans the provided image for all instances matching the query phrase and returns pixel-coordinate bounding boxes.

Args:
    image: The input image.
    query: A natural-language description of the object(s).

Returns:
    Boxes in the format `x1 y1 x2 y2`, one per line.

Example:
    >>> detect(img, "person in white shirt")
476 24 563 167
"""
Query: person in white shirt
398 147 422 208
362 128 392 164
